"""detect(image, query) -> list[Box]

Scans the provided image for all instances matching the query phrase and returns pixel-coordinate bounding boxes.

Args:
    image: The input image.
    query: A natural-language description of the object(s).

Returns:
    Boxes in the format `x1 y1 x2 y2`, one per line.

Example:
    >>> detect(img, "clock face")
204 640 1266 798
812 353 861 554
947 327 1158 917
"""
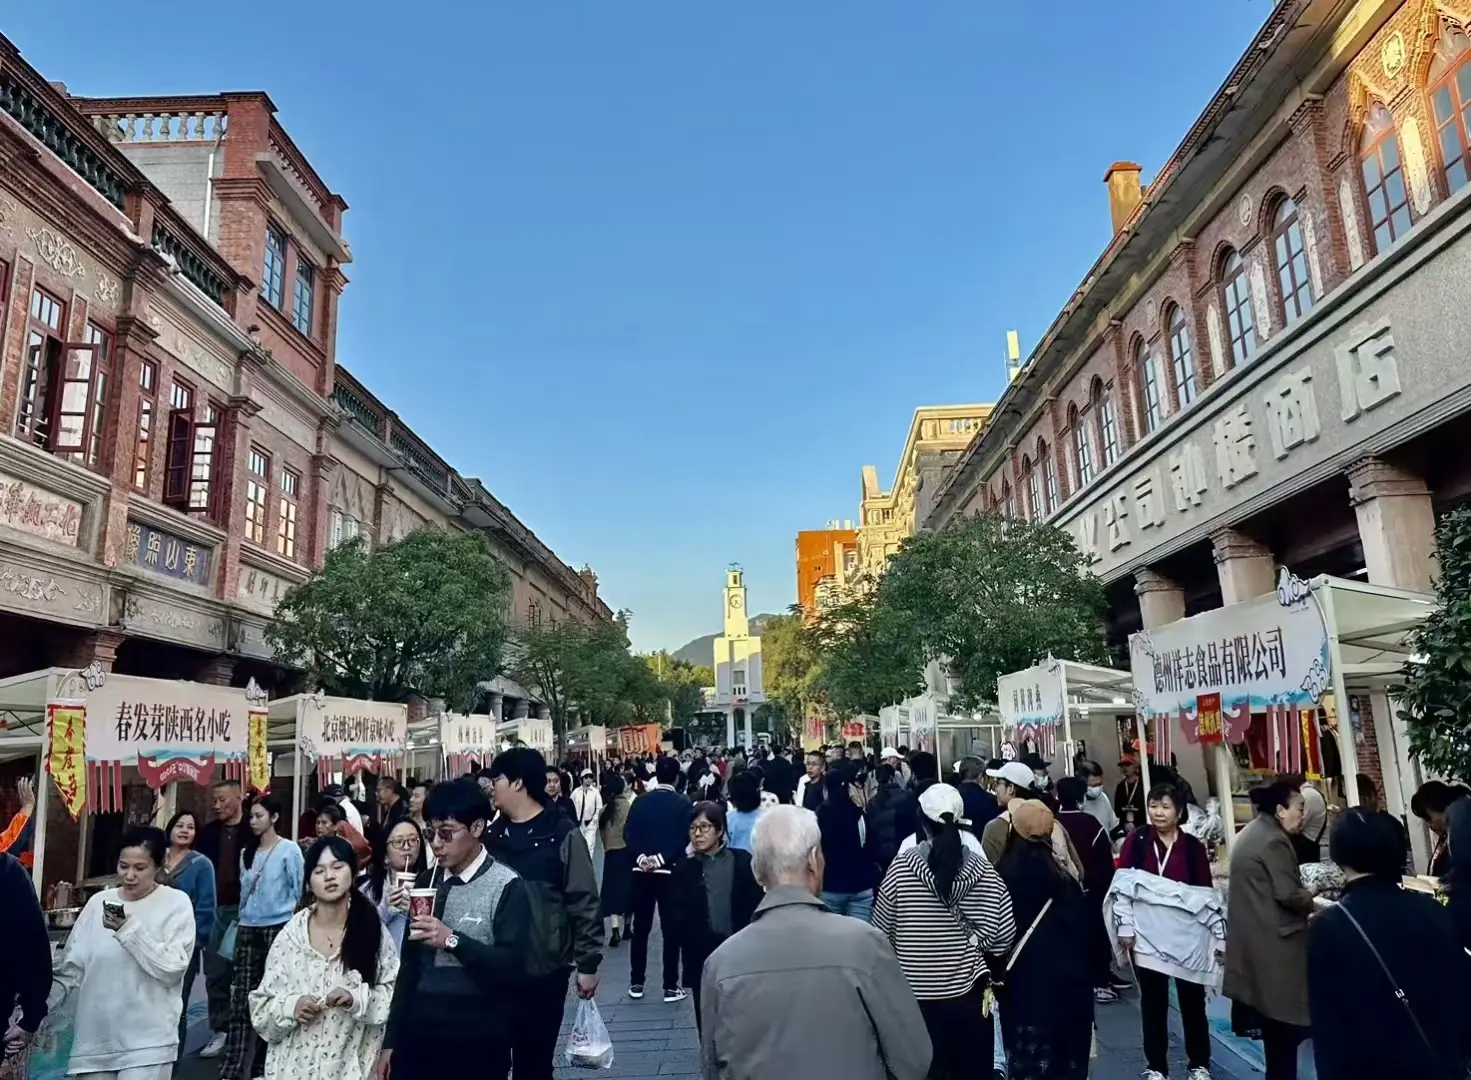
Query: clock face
728 593 743 611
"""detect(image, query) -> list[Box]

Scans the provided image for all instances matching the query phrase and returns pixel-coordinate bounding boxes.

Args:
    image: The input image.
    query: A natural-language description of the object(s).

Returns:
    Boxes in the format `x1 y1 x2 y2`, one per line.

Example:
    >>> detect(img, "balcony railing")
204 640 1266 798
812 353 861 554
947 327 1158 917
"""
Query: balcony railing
0 71 128 210
390 429 450 492
151 223 228 308
91 108 228 144
332 380 386 438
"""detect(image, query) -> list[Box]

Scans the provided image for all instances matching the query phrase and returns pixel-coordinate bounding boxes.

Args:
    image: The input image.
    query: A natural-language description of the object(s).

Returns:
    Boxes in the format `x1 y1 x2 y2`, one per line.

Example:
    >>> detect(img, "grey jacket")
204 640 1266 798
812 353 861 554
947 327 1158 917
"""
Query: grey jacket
699 886 931 1080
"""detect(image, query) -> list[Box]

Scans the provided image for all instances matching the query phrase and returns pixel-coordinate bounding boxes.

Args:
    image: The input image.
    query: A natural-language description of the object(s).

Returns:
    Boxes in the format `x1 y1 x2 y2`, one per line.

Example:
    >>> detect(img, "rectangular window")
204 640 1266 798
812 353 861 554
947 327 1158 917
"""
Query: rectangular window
1141 351 1164 433
1074 420 1095 488
1043 454 1060 514
163 382 194 510
188 403 220 515
262 225 287 308
17 288 65 445
1027 470 1042 522
292 259 315 336
1100 393 1121 465
245 449 270 545
1362 137 1413 254
81 324 111 467
133 360 156 491
277 468 300 559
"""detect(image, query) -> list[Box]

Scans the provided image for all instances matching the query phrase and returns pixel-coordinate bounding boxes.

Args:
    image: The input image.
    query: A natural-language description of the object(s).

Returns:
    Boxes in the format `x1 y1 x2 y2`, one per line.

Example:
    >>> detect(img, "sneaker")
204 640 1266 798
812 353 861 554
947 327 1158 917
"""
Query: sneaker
628 984 644 999
1187 1070 1212 1080
663 987 687 1003
1141 1071 1167 1080
607 928 621 948
200 1033 227 1059
1094 986 1120 1003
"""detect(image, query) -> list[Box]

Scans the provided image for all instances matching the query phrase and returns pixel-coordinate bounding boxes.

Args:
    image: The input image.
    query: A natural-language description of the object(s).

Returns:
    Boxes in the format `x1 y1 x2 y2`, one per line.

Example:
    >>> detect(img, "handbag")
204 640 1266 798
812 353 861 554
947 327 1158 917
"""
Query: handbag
988 897 1054 994
1334 902 1471 1080
217 841 280 962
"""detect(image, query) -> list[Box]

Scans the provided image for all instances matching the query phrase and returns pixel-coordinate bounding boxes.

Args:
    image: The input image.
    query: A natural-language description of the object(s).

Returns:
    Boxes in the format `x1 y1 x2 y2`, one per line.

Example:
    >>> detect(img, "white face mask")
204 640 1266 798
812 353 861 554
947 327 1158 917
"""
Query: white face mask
1085 787 1102 800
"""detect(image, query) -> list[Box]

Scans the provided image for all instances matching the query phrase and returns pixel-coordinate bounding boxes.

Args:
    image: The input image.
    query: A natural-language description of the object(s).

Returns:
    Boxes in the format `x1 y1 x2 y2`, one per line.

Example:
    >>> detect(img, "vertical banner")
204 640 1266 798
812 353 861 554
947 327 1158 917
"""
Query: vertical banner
247 710 269 792
1194 692 1224 745
46 702 87 820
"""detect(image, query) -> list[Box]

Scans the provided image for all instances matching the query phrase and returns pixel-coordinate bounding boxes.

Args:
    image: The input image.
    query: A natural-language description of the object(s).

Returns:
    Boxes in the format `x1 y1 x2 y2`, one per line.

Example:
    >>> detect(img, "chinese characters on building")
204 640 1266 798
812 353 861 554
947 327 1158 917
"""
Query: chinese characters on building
0 473 82 545
125 520 213 586
113 701 234 746
321 713 398 746
1150 627 1287 695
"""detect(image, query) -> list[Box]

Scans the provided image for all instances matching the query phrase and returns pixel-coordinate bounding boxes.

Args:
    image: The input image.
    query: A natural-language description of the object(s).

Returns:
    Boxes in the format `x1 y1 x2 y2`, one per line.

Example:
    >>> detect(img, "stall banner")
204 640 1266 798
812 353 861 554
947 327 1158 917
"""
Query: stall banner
998 660 1065 756
840 721 867 740
46 702 86 820
1130 569 1330 749
298 696 408 783
49 673 250 808
247 710 270 792
1195 693 1224 745
618 724 662 757
442 712 495 774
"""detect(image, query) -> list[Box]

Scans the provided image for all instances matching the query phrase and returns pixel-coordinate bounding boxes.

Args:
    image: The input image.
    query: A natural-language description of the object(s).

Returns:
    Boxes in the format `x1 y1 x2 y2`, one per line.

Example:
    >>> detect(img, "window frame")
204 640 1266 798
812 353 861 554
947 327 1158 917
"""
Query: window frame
1070 403 1095 489
1359 107 1414 256
277 467 300 559
163 381 195 510
1270 197 1316 327
1135 340 1164 435
1429 26 1471 195
1096 380 1121 466
17 287 67 446
245 448 271 545
1165 303 1198 409
1002 479 1016 520
1218 250 1256 370
292 257 315 336
1023 455 1040 521
79 323 112 468
1040 440 1059 515
133 359 157 492
262 223 287 309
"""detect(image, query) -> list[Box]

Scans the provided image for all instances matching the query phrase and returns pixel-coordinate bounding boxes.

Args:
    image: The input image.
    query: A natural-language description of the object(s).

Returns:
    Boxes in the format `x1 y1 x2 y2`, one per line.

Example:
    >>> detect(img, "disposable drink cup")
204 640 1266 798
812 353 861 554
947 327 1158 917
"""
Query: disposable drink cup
394 871 416 889
409 888 436 919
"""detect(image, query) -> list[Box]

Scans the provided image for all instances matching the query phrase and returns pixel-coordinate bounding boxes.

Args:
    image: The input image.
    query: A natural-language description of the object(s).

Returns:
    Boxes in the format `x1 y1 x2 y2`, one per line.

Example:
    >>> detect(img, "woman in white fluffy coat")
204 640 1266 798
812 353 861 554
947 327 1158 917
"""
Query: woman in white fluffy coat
249 836 398 1080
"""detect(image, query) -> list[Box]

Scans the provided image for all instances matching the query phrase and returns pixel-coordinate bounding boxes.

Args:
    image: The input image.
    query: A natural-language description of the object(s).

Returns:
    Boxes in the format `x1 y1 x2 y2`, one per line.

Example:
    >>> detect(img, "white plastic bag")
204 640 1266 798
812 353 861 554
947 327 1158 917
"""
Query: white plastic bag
565 998 615 1069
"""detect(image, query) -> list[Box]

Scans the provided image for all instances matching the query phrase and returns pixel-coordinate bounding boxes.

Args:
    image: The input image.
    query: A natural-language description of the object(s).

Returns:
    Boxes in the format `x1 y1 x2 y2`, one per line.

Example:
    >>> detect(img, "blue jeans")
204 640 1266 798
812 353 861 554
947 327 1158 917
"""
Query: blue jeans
821 889 873 922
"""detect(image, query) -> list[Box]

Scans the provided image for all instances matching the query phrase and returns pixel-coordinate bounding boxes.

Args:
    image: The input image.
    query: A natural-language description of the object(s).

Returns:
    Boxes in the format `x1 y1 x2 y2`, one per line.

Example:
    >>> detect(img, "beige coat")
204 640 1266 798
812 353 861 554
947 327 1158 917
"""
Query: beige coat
1222 814 1315 1026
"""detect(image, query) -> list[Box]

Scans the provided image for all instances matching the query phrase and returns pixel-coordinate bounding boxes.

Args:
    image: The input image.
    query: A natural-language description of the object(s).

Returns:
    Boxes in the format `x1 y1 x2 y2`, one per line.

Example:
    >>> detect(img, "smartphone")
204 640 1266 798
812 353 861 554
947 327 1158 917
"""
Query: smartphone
103 901 125 921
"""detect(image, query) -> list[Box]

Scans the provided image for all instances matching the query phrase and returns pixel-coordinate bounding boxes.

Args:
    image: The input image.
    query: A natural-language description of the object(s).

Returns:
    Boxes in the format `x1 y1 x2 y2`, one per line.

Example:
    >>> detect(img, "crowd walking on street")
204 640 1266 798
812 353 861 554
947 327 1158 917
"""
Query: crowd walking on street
6 743 1471 1080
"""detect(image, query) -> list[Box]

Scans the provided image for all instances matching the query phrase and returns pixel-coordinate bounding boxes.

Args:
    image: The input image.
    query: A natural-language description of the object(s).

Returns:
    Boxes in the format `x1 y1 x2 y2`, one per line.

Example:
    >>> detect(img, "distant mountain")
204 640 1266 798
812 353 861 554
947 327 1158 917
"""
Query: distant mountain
670 614 781 668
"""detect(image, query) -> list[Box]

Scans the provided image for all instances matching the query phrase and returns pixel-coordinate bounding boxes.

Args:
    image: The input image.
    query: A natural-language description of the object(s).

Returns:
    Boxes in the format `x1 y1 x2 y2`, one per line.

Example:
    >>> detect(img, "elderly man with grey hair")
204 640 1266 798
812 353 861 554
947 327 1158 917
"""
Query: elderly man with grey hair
697 806 931 1080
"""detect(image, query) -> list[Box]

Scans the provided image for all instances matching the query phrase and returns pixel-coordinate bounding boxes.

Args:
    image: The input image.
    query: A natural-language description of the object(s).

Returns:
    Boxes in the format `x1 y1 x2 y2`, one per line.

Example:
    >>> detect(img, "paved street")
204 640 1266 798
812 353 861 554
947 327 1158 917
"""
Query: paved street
178 915 1273 1080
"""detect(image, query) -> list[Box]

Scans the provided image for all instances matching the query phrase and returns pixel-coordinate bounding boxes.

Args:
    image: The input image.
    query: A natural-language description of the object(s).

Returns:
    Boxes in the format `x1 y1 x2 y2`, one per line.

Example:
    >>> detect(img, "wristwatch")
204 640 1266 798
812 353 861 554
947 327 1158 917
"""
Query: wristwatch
444 932 460 951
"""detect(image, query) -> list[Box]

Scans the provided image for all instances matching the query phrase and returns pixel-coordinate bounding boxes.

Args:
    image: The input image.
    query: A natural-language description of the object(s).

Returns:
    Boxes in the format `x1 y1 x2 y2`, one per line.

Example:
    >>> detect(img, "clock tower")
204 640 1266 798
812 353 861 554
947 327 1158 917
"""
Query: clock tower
712 564 764 748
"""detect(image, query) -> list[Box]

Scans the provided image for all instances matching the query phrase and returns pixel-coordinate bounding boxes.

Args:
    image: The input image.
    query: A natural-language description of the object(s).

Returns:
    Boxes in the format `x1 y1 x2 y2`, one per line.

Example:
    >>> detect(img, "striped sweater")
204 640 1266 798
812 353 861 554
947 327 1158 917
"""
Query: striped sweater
872 843 1016 1000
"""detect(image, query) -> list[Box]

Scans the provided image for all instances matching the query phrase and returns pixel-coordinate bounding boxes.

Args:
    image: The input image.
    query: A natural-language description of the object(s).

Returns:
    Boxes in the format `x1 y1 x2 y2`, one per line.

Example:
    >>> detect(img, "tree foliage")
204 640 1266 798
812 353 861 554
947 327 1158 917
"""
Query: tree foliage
643 653 714 728
509 616 653 747
1398 506 1471 782
808 581 926 718
266 529 512 710
877 511 1108 712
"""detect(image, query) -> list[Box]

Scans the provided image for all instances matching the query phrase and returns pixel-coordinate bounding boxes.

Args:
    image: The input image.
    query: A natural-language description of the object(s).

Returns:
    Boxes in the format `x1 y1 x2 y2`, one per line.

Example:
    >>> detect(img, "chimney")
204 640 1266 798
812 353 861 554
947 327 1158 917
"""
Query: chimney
1104 162 1144 233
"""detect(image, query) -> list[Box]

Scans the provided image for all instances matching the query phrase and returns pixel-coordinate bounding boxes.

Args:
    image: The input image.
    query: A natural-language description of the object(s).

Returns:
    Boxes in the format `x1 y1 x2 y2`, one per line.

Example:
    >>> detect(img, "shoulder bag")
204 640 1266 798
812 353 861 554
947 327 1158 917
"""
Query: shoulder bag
217 840 280 962
987 896 1054 995
1334 902 1470 1079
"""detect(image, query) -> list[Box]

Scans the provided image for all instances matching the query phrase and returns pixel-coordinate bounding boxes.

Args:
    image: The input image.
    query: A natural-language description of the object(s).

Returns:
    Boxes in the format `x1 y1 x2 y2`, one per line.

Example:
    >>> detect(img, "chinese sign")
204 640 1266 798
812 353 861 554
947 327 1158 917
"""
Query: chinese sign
618 724 662 757
840 721 867 740
248 710 269 793
237 565 294 614
125 520 213 586
0 472 82 545
298 696 407 773
1129 572 1330 749
442 712 495 773
997 661 1066 747
46 702 86 819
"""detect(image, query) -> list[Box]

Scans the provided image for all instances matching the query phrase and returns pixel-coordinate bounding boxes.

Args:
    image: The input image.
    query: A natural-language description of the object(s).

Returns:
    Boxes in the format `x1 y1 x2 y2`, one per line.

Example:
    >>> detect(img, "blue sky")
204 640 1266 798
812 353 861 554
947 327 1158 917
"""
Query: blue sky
12 1 1272 653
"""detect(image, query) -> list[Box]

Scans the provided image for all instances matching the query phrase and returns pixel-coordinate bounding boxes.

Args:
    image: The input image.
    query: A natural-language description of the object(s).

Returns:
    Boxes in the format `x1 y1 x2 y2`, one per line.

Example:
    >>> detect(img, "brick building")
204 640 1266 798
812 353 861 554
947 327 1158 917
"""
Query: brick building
794 522 857 614
0 36 609 695
925 0 1471 835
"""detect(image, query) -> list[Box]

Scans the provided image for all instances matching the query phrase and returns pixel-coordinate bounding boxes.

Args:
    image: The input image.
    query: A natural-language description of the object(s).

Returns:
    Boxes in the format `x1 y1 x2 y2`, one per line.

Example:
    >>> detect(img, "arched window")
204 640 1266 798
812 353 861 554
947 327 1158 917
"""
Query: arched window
1134 338 1164 435
1070 402 1094 488
1165 303 1197 408
1001 478 1016 520
1022 454 1040 521
1094 378 1121 465
1360 103 1413 253
1271 197 1315 325
1430 23 1471 194
1039 439 1059 515
1219 249 1256 368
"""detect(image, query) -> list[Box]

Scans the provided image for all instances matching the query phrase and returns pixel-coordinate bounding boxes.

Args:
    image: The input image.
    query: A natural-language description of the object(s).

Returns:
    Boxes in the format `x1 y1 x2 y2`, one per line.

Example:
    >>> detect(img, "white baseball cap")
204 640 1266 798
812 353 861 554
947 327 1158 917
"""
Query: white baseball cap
986 761 1038 790
881 746 900 759
918 783 965 824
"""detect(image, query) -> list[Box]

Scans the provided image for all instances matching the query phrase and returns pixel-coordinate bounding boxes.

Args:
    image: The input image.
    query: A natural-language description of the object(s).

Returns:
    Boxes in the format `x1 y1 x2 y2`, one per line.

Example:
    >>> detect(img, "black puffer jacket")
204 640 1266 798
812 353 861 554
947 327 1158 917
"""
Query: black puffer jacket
484 807 602 975
864 780 919 874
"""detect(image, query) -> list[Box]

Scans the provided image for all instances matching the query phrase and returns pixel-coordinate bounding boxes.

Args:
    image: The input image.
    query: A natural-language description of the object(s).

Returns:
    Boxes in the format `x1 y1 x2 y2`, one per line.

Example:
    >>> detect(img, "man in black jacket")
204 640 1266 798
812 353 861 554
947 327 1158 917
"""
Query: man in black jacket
760 749 796 805
484 748 602 1080
863 763 917 874
378 779 533 1080
193 777 247 1058
624 755 692 1001
956 756 1001 837
1 852 49 1060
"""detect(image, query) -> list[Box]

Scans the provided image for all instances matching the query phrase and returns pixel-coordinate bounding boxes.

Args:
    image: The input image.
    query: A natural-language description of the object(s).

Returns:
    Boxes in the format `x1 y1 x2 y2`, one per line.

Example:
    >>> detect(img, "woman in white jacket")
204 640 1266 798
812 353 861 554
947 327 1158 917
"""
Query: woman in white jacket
248 835 398 1080
45 825 196 1080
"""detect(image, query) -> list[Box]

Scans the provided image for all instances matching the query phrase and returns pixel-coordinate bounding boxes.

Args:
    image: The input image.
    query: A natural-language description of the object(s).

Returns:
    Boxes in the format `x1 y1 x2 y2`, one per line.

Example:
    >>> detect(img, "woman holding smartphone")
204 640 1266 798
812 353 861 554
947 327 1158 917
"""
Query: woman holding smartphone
44 825 196 1079
221 793 305 1080
249 836 399 1080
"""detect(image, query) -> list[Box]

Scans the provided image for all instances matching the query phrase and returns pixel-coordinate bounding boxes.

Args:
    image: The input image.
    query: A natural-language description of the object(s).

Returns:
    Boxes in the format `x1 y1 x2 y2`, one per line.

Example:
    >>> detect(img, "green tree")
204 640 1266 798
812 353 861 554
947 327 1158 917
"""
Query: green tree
509 616 643 750
809 582 926 717
266 529 511 710
760 608 825 737
1398 506 1471 781
874 511 1108 712
642 653 714 728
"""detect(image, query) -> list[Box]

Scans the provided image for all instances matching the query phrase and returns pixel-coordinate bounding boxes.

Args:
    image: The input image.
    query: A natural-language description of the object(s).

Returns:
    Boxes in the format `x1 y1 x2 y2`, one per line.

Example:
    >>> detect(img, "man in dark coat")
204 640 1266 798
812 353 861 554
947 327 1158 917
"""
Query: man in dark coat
0 852 49 1059
955 756 1000 837
863 763 918 875
761 750 796 805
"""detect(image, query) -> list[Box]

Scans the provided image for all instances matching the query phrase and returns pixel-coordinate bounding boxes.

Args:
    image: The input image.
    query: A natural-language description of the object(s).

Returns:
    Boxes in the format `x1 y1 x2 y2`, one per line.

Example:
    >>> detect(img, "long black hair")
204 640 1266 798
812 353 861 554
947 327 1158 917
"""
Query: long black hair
243 792 285 870
367 819 426 901
598 772 625 832
921 807 965 903
303 836 384 986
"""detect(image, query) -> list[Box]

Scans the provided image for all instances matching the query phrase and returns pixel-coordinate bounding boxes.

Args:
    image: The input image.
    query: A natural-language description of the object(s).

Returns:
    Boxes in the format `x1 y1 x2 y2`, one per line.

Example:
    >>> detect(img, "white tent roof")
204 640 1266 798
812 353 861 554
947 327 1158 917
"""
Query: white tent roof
1312 575 1434 687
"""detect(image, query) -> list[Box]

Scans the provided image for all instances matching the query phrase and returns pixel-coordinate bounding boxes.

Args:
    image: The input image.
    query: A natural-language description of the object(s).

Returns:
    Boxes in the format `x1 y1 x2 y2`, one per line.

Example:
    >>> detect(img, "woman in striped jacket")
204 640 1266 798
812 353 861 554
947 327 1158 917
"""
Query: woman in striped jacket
872 783 1016 1080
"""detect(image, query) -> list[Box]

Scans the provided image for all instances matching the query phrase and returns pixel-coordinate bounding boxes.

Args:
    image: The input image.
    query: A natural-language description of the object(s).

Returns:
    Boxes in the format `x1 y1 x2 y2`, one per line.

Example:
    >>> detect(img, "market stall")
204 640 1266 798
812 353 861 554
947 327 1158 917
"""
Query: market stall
1127 571 1433 855
440 712 495 775
267 693 407 840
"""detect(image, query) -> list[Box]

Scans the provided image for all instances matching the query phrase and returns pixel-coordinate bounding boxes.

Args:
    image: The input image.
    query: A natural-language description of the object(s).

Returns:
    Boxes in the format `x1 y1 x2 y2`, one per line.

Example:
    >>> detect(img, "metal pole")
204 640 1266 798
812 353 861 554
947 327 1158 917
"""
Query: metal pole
32 748 49 898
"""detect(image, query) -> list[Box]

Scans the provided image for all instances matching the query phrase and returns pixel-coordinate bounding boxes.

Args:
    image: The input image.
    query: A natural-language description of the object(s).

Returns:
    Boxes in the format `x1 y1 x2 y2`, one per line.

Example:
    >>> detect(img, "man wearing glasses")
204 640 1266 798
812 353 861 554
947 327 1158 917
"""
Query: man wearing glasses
376 779 535 1080
484 747 602 1080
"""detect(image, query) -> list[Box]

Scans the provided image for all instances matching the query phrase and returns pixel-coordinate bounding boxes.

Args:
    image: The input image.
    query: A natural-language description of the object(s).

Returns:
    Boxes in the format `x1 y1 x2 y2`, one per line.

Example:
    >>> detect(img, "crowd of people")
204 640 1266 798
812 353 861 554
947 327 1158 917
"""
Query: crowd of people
3 740 1470 1080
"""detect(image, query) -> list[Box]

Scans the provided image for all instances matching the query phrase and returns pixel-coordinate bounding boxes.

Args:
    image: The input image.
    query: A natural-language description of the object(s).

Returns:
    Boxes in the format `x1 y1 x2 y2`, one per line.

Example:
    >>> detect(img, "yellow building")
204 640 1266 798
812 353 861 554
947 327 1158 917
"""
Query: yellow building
857 405 993 576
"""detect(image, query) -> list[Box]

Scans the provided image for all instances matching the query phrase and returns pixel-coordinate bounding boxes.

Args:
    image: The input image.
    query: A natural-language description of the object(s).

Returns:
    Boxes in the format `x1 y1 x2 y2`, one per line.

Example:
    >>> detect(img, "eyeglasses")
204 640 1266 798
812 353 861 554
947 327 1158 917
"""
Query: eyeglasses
689 821 718 836
387 837 420 851
431 825 468 844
